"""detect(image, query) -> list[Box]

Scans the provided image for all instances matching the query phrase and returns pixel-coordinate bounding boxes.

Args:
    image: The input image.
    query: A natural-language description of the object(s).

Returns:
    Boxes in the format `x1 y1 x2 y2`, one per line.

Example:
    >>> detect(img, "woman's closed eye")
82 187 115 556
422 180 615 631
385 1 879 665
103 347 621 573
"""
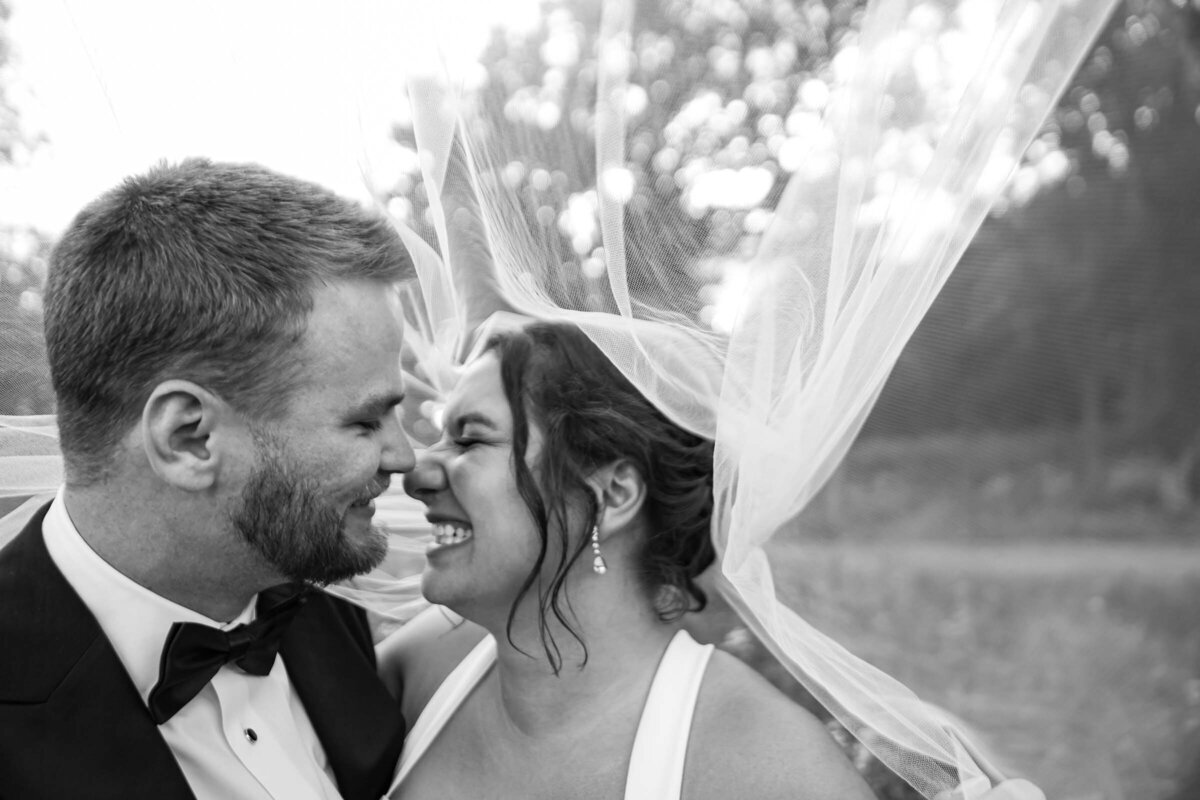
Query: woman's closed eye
448 427 507 451
424 431 482 453
453 430 504 450
437 408 506 451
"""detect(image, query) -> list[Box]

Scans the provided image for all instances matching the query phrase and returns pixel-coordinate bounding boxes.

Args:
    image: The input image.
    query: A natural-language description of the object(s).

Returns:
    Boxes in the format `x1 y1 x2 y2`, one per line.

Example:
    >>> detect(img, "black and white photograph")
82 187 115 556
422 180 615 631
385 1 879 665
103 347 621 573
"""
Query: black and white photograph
1 1 1196 798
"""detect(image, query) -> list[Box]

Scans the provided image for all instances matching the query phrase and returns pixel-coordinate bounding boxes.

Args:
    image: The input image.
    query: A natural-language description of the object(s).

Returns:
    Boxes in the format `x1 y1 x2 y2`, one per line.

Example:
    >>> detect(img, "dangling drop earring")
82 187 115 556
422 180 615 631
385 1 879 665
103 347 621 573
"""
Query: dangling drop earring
591 524 608 575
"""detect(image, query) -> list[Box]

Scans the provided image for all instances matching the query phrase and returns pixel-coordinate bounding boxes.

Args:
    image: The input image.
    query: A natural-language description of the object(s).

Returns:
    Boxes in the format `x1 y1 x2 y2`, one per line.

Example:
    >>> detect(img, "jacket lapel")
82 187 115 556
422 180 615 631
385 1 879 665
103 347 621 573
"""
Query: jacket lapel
0 504 196 799
280 589 407 800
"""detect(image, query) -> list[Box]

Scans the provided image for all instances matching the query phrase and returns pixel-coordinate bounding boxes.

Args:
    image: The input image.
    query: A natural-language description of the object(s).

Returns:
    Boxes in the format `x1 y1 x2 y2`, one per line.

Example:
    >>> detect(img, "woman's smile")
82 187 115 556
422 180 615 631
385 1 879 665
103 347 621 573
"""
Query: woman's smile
426 520 475 555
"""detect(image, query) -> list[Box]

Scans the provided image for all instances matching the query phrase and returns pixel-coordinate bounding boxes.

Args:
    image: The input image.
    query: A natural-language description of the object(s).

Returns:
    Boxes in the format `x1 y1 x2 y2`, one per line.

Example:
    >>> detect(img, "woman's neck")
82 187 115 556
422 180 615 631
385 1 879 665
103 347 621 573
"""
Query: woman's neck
474 580 680 739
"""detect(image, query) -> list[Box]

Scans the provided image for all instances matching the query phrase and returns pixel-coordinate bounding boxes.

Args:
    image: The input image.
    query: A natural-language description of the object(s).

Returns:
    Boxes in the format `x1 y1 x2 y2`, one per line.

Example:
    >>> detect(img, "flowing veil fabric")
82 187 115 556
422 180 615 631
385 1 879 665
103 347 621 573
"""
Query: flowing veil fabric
0 416 59 542
0 0 1117 797
369 0 1115 795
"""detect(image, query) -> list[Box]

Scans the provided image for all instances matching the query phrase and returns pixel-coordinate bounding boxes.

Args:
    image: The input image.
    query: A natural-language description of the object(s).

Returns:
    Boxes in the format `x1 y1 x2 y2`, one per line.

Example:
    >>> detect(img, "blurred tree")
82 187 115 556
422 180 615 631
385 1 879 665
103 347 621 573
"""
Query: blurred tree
1024 0 1200 493
0 0 54 415
0 0 19 162
881 0 1200 501
388 0 868 317
384 0 1199 499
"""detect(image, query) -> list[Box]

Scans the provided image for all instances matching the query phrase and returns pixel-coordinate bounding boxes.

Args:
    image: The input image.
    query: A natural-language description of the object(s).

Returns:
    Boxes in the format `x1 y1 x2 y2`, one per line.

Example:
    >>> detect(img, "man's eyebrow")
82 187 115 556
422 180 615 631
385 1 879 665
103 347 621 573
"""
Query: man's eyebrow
348 392 406 420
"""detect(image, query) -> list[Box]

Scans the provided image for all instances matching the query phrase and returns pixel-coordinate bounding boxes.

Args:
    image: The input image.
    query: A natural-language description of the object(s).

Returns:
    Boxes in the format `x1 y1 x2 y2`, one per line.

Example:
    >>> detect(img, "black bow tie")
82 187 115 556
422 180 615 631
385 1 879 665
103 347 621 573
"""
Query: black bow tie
148 586 311 725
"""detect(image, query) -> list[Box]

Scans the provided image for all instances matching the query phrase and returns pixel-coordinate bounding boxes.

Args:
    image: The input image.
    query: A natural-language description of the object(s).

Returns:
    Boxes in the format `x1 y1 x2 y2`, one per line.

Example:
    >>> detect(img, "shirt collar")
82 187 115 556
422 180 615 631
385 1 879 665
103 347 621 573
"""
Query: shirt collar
42 486 258 703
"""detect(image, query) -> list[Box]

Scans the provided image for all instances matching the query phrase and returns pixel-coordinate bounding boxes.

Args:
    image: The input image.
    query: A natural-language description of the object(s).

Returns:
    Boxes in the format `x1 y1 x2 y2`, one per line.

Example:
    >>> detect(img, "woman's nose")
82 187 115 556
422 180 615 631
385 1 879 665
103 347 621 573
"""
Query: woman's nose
402 448 447 502
379 409 417 476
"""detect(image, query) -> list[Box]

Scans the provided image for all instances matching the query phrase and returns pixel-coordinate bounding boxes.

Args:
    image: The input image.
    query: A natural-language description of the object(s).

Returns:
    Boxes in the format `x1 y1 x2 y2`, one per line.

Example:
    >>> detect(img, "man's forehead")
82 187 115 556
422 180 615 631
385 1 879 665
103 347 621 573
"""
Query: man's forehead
284 281 407 408
303 282 405 348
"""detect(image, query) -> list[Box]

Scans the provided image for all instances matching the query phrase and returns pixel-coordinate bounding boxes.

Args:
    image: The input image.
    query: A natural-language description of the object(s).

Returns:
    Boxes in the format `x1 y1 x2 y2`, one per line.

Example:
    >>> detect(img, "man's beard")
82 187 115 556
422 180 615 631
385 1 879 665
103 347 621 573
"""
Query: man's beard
229 435 389 585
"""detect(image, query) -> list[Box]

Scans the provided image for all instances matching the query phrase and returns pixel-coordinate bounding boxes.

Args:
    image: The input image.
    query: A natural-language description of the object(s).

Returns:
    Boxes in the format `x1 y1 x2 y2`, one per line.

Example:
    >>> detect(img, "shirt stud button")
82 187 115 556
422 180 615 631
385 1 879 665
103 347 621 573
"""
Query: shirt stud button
244 728 258 743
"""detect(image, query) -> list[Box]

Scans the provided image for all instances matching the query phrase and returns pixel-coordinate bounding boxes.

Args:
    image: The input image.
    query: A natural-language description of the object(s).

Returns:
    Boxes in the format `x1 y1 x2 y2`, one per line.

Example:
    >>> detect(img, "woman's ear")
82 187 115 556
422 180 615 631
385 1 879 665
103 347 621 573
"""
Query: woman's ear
141 380 230 491
589 459 646 538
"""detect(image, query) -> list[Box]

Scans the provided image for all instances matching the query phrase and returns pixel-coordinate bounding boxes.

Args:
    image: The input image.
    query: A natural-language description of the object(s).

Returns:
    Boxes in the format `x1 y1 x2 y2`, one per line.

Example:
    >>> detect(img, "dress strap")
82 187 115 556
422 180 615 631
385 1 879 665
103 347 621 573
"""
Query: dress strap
387 634 497 794
623 630 715 800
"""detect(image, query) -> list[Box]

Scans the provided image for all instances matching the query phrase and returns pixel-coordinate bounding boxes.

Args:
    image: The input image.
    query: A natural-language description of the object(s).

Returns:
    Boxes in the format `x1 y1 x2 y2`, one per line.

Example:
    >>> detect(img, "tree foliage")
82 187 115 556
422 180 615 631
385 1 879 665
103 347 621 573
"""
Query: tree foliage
0 0 53 415
880 0 1200 466
384 0 1200 473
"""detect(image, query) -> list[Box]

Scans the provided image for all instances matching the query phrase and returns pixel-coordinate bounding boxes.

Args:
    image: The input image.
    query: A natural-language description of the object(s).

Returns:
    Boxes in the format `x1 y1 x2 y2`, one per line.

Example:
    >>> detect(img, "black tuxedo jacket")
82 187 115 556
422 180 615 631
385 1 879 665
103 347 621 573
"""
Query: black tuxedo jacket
0 504 406 800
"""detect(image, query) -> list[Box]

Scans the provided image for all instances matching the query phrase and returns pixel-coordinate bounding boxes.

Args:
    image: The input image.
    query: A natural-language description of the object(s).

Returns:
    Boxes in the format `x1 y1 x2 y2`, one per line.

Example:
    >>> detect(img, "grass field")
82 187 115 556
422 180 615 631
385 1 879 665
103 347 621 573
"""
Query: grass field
685 428 1200 799
688 538 1200 799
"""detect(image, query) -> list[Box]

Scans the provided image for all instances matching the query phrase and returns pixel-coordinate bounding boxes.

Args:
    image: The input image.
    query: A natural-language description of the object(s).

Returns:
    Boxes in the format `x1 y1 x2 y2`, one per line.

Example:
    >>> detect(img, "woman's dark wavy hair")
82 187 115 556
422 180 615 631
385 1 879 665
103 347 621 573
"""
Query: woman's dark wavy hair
484 321 715 673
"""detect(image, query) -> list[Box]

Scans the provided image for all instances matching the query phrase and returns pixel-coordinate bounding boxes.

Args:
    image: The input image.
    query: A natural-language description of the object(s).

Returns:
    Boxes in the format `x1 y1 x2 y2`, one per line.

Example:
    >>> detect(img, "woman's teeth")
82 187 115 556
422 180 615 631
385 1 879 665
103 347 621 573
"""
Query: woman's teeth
433 523 473 546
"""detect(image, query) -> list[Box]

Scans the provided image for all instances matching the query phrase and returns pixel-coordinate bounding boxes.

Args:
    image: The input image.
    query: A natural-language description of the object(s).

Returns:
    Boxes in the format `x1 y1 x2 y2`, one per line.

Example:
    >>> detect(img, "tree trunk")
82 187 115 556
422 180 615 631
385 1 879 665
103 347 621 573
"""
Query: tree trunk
1080 360 1105 499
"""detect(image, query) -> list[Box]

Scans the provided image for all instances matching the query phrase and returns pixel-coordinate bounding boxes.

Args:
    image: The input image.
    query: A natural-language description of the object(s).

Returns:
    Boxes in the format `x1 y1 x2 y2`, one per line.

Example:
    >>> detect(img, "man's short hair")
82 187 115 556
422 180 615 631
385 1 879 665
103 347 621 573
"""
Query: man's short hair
45 158 414 484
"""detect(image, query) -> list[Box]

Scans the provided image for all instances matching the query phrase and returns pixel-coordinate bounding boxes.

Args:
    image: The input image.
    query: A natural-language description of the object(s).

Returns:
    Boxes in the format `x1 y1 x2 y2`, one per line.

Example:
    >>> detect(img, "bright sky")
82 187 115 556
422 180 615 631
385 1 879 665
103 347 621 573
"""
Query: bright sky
1 0 540 234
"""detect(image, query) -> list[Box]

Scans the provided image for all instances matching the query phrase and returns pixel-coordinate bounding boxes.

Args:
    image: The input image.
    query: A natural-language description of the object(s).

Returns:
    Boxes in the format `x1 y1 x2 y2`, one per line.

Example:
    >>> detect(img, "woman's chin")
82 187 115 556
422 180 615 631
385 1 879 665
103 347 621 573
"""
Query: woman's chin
419 564 468 610
420 568 521 625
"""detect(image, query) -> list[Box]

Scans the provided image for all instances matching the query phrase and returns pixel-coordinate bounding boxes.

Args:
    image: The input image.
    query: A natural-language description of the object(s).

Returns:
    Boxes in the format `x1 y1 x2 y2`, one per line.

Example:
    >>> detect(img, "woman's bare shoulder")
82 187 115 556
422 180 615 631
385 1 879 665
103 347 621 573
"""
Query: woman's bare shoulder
375 605 489 721
683 649 875 800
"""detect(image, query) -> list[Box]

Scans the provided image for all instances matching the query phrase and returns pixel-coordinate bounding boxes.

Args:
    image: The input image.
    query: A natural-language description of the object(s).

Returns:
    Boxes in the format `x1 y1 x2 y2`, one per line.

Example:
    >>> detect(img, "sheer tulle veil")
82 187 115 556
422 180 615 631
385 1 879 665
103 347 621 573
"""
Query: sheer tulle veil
0 0 1116 796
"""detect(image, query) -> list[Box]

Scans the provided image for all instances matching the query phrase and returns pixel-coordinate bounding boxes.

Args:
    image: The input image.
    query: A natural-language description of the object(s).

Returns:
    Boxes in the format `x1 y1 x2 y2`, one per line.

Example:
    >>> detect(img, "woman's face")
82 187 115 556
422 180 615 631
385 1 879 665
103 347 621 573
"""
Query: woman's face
402 352 548 617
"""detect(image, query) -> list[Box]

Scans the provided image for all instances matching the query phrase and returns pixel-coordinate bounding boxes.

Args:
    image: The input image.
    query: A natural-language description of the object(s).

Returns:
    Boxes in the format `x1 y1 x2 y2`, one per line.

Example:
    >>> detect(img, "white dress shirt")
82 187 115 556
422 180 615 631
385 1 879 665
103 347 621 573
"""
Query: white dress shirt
42 488 343 800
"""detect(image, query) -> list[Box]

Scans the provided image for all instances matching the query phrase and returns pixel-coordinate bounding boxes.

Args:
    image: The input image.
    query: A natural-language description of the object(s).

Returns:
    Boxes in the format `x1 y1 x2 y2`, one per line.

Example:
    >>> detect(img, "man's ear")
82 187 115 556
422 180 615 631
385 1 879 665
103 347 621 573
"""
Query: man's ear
141 380 233 491
589 459 647 538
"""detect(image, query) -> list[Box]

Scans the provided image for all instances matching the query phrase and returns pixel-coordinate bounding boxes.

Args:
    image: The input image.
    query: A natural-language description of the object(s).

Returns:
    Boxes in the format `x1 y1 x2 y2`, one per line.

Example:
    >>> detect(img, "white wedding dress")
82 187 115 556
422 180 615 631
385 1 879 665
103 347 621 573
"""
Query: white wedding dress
387 629 715 800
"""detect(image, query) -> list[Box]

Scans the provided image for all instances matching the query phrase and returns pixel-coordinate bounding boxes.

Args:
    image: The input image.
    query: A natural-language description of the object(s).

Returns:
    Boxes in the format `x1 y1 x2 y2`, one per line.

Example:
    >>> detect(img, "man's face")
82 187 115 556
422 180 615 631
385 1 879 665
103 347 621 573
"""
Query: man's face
229 279 415 585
